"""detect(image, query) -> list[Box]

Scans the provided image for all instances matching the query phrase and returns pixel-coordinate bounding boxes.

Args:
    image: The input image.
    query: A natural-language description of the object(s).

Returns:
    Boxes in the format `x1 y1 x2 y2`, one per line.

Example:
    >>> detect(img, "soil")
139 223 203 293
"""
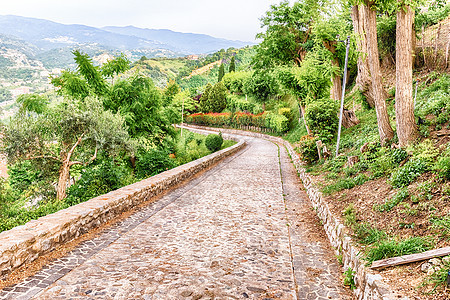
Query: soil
307 157 450 299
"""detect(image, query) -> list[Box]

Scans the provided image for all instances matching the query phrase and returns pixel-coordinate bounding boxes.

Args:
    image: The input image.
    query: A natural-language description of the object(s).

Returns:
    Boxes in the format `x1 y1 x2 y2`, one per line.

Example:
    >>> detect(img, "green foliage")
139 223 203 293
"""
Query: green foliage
374 187 409 212
229 56 236 73
66 156 134 205
8 161 40 193
429 215 450 240
244 70 279 102
205 133 224 152
322 174 369 195
416 74 450 124
365 237 433 263
305 98 338 142
16 94 48 115
390 159 428 188
218 63 225 82
200 82 227 113
222 71 252 94
106 75 173 141
135 148 177 180
265 112 289 133
415 3 450 29
253 0 321 68
433 156 450 180
226 94 262 114
354 223 387 245
377 14 397 63
296 135 319 163
100 53 130 79
343 268 356 290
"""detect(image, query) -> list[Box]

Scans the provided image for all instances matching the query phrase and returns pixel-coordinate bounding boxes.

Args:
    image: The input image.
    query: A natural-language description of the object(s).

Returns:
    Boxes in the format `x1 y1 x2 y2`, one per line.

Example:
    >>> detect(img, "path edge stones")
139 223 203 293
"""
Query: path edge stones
181 124 409 300
0 129 245 279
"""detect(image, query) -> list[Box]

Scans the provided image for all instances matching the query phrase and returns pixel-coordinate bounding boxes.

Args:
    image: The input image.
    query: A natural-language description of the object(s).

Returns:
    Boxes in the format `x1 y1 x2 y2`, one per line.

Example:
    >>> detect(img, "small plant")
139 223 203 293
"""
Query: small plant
354 223 387 245
374 187 409 212
205 132 223 152
365 236 433 263
390 159 427 188
296 135 319 163
343 267 356 290
343 203 357 227
422 255 450 293
429 215 450 240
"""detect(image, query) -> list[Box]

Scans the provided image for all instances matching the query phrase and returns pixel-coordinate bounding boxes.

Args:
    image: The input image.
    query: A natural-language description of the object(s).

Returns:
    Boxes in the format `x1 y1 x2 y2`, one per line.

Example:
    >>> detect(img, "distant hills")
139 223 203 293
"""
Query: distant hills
0 15 252 56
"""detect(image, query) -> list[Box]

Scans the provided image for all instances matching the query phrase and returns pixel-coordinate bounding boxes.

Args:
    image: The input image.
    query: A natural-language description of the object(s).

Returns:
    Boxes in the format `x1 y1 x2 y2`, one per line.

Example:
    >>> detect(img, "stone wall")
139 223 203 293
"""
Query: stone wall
182 124 408 300
0 131 245 278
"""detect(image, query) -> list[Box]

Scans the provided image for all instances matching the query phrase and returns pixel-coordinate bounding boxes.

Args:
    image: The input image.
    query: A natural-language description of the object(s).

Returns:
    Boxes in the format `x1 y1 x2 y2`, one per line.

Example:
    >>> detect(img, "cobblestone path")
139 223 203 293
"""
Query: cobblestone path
0 135 352 300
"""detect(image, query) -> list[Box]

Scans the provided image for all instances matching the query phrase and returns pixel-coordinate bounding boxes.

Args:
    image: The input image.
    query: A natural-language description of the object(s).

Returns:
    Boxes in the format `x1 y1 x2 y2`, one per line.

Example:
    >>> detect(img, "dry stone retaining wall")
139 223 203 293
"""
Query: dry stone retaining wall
182 124 408 300
0 131 245 278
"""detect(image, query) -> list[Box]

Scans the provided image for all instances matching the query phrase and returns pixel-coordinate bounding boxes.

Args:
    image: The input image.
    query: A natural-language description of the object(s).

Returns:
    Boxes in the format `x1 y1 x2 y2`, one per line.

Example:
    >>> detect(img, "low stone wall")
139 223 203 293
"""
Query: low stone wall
182 124 408 300
0 130 245 278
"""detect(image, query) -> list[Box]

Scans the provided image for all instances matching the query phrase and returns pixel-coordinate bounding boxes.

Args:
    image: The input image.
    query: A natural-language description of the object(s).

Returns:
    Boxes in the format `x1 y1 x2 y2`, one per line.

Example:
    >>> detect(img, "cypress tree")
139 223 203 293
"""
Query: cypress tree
218 63 225 82
229 56 236 73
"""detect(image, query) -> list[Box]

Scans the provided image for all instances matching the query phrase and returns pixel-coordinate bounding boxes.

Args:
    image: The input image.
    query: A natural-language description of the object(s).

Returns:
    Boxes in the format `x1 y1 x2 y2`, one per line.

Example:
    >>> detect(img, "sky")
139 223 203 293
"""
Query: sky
0 0 288 42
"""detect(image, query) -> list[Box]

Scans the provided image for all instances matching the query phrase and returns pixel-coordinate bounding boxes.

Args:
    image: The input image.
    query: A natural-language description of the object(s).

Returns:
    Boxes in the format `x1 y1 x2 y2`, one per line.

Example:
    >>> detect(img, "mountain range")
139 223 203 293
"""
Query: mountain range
0 15 252 56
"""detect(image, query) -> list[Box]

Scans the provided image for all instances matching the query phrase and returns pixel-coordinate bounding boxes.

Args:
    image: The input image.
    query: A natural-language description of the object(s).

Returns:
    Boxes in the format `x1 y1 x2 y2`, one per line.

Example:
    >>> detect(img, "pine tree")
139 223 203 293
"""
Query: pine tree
218 63 225 82
229 56 236 73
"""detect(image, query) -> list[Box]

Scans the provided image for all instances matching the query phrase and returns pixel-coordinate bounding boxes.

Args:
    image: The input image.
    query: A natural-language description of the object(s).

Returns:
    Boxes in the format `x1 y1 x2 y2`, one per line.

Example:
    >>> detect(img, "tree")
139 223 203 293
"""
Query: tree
200 82 227 113
106 75 174 143
229 56 236 73
200 83 213 113
4 97 131 200
253 0 322 68
218 63 225 82
16 94 48 115
350 1 394 144
395 3 418 146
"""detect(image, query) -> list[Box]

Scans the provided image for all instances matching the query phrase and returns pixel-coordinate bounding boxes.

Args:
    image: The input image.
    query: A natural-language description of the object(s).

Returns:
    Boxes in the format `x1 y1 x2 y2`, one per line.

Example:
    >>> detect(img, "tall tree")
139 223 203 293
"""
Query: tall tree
365 0 394 144
253 0 322 68
218 63 225 82
4 97 131 200
229 56 236 73
395 3 418 146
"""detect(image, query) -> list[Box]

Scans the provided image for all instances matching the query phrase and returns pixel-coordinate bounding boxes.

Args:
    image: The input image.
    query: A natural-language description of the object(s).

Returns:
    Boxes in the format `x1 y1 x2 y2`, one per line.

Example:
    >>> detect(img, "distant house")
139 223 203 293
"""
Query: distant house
10 86 31 98
186 55 199 60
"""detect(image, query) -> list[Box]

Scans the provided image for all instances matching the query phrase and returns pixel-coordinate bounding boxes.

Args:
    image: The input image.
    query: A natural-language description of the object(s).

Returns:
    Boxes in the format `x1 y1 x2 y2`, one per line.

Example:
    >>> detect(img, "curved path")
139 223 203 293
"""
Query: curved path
0 134 352 299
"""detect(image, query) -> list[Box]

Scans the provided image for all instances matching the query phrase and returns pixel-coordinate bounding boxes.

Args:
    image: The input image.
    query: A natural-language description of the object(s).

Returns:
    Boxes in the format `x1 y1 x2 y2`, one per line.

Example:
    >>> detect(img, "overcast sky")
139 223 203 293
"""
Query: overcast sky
1 0 288 42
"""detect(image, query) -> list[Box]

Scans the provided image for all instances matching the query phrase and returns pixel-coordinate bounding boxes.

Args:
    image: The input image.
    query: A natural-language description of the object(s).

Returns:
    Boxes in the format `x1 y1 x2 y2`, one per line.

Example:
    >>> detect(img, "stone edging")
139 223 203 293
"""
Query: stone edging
182 124 408 300
0 129 245 278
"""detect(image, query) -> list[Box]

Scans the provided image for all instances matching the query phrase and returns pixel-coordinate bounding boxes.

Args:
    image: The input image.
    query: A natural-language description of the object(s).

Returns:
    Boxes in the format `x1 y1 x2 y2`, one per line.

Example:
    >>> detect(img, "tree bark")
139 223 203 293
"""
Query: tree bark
299 103 311 135
351 5 375 108
396 5 418 147
56 153 70 201
364 2 394 144
323 41 342 101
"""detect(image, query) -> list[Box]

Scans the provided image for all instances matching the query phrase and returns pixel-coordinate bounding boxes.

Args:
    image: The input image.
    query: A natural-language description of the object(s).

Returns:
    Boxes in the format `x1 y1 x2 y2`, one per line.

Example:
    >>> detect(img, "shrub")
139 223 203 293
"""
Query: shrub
265 112 289 133
205 133 223 152
433 156 450 180
296 135 319 163
135 148 177 180
390 158 428 188
66 157 134 206
305 98 338 142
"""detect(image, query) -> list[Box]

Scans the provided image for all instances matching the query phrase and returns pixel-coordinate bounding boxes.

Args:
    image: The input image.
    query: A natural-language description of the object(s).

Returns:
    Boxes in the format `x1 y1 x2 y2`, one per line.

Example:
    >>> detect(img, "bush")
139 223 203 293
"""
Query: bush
265 112 289 133
205 133 223 152
305 98 338 142
390 158 428 188
135 148 178 180
296 135 319 163
66 157 134 205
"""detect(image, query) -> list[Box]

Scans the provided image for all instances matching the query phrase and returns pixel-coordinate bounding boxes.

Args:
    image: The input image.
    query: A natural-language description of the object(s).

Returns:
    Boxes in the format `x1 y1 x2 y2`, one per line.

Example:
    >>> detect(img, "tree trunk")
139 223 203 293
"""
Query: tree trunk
299 104 311 135
331 68 342 101
351 5 375 108
57 154 70 201
323 41 342 101
396 5 418 147
365 2 394 144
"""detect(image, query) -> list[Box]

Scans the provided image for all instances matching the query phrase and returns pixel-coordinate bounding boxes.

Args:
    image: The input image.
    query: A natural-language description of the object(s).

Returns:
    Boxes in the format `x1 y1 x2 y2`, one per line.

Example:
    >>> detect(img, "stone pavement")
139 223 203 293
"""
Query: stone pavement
0 135 353 300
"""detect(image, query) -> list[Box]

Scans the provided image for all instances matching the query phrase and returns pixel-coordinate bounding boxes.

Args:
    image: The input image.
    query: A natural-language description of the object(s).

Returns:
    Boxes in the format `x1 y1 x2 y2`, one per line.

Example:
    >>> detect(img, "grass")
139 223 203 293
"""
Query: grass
373 187 409 212
365 236 434 263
